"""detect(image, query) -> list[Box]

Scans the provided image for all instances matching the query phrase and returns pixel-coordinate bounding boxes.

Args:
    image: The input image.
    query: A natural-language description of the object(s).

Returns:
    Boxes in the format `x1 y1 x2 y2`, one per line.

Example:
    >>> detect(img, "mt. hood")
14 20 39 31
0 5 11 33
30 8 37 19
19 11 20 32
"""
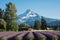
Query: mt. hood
16 9 40 26
16 9 60 26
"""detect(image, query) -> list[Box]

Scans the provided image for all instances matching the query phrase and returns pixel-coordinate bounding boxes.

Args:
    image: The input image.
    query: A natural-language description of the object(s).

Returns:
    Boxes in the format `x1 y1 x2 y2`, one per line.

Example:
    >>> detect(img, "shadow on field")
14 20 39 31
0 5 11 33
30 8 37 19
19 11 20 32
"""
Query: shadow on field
8 33 21 40
22 32 29 40
33 32 39 40
8 32 29 40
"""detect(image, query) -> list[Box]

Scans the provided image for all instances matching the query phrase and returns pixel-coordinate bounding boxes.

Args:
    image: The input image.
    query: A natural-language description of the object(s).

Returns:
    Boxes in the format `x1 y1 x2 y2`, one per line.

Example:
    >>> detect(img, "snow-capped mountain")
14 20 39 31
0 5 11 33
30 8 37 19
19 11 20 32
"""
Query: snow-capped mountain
16 9 41 26
16 9 60 26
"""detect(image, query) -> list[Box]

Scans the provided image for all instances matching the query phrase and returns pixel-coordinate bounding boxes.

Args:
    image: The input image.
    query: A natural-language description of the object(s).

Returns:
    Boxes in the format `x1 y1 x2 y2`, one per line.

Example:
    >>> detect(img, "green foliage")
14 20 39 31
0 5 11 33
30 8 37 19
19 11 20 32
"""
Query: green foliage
4 10 11 23
0 8 4 19
39 36 46 40
50 25 60 31
3 2 18 31
27 37 34 40
14 23 19 31
0 2 19 32
6 22 19 31
20 24 30 28
15 37 22 40
52 35 58 40
0 19 6 31
41 16 47 30
4 2 17 21
27 36 34 40
19 24 30 31
34 20 41 30
6 2 17 21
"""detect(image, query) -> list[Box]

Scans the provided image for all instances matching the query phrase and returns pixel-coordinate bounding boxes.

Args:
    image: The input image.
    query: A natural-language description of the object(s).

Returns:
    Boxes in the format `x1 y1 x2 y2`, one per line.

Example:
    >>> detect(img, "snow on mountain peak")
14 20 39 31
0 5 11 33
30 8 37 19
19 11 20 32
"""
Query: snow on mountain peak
17 9 40 24
21 9 37 19
26 11 37 17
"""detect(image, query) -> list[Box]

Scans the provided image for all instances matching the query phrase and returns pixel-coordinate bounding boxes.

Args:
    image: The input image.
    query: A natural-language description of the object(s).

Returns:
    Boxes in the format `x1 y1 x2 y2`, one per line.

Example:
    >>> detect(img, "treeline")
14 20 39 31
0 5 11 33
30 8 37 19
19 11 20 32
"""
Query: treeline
34 16 47 30
19 16 47 31
48 25 60 31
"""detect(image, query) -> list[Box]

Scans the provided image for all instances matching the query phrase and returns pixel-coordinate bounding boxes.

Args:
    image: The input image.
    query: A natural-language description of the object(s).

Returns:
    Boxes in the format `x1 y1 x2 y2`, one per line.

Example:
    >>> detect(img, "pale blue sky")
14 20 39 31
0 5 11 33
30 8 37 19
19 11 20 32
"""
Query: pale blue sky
0 0 60 19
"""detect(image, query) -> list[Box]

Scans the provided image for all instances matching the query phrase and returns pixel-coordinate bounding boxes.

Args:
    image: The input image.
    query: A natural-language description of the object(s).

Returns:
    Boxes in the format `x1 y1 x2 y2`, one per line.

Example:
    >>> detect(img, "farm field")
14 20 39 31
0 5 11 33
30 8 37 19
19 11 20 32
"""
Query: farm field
0 30 60 40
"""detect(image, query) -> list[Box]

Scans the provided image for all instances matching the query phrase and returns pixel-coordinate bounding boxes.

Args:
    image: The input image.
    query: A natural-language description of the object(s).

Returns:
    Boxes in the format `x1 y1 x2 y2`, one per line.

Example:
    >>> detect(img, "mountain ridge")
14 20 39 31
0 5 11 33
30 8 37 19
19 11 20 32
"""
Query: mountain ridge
16 9 60 26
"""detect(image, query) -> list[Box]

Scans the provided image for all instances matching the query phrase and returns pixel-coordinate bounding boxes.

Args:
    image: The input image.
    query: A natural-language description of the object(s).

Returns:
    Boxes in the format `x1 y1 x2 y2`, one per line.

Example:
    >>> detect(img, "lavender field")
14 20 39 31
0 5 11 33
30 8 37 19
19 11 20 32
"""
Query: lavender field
0 31 60 40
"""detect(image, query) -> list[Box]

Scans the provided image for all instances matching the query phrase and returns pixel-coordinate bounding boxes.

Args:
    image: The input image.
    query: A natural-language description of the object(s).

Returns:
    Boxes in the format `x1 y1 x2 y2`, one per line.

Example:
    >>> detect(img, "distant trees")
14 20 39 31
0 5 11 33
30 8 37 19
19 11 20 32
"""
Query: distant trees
41 16 47 30
20 24 30 28
34 20 41 30
52 25 60 31
34 18 47 30
19 24 30 31
33 16 48 30
57 25 60 31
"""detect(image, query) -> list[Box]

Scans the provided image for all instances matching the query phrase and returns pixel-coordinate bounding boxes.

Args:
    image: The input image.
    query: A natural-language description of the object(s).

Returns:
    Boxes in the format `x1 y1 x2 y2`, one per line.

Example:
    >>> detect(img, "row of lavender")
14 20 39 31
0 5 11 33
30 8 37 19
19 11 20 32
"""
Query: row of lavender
0 31 60 40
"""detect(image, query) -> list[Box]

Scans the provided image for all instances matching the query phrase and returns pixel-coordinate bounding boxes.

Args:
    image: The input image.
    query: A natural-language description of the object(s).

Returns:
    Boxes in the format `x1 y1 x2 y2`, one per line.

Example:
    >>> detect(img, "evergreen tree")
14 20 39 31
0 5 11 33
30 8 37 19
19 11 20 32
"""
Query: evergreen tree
34 20 40 30
4 2 18 31
0 8 7 31
4 2 17 22
0 19 6 31
0 8 4 19
41 16 47 30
